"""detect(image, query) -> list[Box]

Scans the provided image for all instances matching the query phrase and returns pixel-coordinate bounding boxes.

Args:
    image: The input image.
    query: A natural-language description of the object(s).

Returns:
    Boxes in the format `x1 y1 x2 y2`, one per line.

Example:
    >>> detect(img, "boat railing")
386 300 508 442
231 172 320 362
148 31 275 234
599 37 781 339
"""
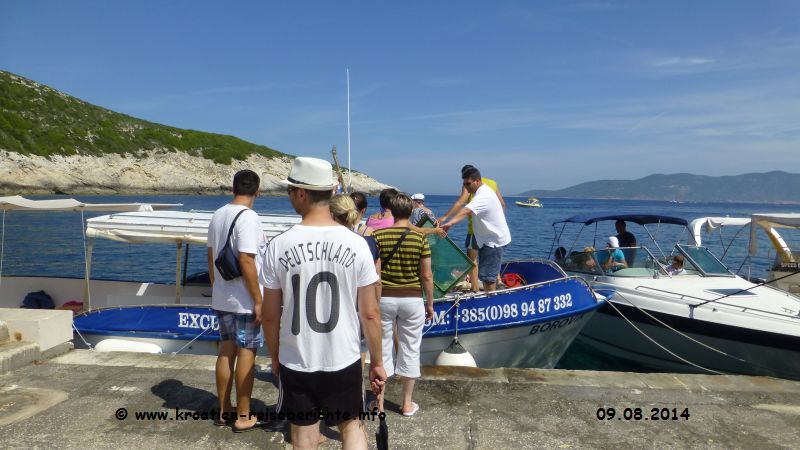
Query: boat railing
437 258 601 303
632 284 800 320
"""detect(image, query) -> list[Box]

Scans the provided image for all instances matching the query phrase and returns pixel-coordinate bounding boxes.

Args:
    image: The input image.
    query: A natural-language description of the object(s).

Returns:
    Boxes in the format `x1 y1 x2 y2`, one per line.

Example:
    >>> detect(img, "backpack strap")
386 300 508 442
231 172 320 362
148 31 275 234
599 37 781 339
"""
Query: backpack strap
224 208 249 247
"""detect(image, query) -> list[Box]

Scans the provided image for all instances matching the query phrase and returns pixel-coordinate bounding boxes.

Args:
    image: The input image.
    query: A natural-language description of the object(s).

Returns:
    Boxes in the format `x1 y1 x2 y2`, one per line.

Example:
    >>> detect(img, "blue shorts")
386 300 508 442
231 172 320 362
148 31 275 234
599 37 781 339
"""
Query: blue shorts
464 233 479 251
215 310 264 349
478 245 505 283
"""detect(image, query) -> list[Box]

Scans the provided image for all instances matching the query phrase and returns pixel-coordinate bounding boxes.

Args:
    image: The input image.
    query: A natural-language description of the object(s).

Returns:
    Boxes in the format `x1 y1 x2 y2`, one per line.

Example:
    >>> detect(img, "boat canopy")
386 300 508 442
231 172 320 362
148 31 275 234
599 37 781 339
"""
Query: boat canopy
749 213 800 259
689 217 751 246
0 195 180 212
554 212 688 227
86 210 300 245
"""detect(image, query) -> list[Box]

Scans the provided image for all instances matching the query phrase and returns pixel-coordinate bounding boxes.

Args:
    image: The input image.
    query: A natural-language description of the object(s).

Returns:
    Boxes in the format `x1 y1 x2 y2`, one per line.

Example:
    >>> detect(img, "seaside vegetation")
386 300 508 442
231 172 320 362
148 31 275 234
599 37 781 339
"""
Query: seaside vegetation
0 70 288 164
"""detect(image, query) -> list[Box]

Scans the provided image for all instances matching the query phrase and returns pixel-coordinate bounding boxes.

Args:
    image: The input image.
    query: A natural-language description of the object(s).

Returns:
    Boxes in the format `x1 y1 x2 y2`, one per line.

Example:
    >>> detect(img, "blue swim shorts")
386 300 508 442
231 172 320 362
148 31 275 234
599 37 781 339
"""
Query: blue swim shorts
478 245 505 283
215 310 264 349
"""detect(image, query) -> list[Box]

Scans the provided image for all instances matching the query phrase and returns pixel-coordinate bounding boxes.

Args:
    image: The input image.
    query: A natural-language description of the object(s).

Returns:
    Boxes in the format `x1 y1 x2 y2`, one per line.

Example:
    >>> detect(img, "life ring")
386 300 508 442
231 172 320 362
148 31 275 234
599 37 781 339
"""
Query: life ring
501 272 525 288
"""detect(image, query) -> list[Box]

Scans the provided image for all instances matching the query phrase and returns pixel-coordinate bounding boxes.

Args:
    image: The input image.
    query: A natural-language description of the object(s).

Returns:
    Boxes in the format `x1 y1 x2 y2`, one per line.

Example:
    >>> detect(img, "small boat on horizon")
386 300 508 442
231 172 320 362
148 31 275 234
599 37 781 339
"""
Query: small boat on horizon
515 197 543 208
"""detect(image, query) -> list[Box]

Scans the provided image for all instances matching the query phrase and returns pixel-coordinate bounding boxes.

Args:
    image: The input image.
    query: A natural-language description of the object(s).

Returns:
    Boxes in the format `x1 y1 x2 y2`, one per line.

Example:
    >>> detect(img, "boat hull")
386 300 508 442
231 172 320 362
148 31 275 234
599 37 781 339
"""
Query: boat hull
72 261 604 368
576 296 800 380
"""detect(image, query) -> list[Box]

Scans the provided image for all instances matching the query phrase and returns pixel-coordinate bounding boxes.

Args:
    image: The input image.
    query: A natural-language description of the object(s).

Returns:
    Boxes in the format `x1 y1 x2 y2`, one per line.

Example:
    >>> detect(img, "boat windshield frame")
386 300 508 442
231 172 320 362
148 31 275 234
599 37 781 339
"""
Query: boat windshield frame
551 213 690 263
675 244 735 277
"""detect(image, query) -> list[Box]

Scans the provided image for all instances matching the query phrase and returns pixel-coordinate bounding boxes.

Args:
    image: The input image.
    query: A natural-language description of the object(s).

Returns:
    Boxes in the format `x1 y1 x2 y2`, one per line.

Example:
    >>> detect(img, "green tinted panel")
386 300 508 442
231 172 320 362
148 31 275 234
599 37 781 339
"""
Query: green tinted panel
418 216 475 299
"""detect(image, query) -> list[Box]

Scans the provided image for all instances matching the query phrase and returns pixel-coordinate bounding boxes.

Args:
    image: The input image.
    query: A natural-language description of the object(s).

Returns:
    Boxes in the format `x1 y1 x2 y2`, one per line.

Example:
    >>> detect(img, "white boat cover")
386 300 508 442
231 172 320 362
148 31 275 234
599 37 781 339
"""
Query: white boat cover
0 195 180 212
86 210 300 244
749 213 800 261
689 217 751 245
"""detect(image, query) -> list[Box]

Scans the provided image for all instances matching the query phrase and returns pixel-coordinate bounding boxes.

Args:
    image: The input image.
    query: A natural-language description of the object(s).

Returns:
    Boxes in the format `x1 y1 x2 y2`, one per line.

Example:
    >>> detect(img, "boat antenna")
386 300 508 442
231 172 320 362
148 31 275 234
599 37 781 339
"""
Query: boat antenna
346 68 352 192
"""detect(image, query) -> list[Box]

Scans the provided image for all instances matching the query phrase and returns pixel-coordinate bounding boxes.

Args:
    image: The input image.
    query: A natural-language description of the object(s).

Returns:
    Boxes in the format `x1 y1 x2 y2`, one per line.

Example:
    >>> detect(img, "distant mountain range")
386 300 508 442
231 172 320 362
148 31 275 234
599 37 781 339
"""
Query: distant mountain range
519 172 800 203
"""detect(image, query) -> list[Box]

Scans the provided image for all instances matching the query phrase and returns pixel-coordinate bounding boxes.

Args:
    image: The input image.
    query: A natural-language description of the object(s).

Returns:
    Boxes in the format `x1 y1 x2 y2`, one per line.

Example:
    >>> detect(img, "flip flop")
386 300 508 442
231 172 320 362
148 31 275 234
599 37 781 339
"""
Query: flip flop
213 411 236 427
231 420 266 433
402 402 419 417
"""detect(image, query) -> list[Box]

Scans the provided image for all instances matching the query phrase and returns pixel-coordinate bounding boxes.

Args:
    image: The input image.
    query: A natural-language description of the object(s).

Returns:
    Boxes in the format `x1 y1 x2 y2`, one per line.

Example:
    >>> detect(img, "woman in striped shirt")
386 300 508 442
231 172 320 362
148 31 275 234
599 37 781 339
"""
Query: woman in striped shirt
372 193 434 416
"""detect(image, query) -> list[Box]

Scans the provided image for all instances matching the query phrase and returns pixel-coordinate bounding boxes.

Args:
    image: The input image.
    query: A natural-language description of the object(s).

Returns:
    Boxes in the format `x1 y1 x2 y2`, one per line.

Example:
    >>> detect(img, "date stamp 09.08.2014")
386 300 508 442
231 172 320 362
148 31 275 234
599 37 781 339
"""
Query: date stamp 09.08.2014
596 407 690 421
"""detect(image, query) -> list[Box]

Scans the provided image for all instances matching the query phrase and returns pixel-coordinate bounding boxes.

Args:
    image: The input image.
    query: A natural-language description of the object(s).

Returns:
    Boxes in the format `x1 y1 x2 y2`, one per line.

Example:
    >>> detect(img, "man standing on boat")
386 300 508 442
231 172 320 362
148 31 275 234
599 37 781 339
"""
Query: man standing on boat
615 219 637 264
261 157 386 449
207 169 266 431
441 166 511 292
438 165 506 292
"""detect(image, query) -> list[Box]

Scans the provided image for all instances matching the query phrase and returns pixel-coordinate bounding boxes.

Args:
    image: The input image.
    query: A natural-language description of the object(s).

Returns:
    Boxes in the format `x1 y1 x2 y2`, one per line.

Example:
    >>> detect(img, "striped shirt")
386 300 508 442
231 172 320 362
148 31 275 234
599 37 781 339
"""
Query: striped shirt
373 226 431 296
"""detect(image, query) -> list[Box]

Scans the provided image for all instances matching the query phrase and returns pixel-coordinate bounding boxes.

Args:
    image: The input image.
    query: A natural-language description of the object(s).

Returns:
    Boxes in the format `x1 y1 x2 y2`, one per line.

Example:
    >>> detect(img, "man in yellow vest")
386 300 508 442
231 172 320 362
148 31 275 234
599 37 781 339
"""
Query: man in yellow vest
439 165 506 292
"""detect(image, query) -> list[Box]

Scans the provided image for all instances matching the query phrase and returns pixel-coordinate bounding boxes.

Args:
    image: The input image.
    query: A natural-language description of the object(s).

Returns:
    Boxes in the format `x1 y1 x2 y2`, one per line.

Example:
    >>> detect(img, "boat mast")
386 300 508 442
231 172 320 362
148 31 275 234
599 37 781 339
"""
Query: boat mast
346 68 352 191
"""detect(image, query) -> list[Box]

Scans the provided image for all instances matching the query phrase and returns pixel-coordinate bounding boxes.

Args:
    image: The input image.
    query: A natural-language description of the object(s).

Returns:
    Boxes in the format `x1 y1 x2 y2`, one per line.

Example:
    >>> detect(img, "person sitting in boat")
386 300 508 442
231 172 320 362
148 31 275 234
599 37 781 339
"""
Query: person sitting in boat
599 236 627 272
409 193 436 226
666 254 686 276
366 188 398 230
554 246 567 262
580 246 598 271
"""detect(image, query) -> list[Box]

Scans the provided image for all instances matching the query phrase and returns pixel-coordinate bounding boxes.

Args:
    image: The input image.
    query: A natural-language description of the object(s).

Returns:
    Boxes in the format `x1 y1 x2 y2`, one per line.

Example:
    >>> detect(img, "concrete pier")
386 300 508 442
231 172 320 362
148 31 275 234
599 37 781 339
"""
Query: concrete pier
1 350 799 449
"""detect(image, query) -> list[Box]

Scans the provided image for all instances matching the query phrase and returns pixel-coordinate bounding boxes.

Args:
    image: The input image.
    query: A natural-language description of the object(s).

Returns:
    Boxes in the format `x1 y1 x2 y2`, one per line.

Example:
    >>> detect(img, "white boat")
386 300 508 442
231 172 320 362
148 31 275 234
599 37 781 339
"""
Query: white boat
552 212 800 380
1 196 604 367
515 197 542 208
691 214 800 293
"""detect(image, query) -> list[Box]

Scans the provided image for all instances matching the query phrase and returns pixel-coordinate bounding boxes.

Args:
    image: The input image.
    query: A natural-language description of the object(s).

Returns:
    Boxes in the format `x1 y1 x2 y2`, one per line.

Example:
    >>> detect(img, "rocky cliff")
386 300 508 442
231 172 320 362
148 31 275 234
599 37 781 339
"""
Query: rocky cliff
0 149 390 195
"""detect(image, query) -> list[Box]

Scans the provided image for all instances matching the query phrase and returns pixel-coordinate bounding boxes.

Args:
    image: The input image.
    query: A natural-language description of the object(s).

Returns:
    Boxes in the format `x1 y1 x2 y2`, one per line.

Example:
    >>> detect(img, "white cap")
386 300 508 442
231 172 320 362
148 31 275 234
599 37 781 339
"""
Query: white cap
411 193 425 201
607 236 620 248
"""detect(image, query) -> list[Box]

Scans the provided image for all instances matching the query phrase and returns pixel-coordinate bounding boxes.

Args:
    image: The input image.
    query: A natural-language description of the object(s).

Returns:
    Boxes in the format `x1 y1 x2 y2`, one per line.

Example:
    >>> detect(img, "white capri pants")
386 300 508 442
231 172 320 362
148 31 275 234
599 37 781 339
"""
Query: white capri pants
380 296 425 378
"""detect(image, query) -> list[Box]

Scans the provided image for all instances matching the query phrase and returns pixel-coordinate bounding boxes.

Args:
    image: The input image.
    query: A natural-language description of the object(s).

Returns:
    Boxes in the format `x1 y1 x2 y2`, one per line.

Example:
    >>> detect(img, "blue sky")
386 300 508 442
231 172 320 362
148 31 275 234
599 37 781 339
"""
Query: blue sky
2 1 799 195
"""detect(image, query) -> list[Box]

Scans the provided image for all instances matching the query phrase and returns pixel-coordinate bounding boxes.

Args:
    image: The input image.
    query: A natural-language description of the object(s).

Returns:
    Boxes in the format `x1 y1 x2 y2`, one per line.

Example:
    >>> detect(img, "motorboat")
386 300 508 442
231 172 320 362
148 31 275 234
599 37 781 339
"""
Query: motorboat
1 196 604 368
515 197 542 208
551 212 800 380
691 214 800 293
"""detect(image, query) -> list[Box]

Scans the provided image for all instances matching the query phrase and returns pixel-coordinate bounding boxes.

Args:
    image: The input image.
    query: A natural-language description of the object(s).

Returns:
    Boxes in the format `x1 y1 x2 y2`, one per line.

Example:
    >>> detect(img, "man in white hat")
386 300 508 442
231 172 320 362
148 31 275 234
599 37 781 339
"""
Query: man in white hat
261 157 385 449
409 193 436 227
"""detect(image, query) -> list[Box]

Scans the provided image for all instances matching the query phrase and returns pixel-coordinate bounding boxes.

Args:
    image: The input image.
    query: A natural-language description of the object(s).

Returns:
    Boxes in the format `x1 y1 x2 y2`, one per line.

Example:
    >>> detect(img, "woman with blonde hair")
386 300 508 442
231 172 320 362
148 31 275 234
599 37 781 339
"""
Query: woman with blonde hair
331 194 380 266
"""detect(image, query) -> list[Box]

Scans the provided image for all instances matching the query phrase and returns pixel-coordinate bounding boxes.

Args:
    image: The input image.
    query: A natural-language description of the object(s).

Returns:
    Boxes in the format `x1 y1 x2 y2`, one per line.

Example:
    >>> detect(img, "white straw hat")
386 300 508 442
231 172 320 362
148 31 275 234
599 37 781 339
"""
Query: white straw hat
280 157 338 191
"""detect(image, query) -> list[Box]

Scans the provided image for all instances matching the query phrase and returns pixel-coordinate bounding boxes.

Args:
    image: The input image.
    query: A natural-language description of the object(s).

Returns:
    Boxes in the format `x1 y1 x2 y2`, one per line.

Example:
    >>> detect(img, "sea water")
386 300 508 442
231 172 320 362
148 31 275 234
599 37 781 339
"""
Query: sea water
3 194 798 371
3 194 798 284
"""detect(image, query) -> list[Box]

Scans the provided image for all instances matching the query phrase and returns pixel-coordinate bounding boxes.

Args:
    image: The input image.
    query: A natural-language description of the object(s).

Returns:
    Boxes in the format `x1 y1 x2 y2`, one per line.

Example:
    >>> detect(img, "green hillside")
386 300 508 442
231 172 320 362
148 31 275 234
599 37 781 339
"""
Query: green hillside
521 171 800 203
0 70 288 164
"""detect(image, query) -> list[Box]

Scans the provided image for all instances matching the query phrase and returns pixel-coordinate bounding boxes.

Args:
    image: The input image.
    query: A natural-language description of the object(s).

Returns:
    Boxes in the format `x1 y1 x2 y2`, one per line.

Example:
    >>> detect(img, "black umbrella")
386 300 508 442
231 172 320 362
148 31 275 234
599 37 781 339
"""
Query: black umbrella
375 390 388 450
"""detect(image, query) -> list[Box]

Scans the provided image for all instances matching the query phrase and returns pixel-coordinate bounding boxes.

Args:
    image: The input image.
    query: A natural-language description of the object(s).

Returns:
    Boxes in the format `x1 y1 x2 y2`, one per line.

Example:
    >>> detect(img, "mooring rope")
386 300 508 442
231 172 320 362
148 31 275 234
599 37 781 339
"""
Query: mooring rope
171 325 213 355
593 282 724 375
71 322 94 350
421 293 463 338
598 283 790 375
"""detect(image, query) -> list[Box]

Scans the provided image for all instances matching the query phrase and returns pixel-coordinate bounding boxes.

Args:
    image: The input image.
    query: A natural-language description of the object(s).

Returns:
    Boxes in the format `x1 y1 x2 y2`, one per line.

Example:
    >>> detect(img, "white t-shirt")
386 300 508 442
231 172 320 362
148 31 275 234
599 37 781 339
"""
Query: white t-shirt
207 204 266 313
466 184 512 248
261 225 379 372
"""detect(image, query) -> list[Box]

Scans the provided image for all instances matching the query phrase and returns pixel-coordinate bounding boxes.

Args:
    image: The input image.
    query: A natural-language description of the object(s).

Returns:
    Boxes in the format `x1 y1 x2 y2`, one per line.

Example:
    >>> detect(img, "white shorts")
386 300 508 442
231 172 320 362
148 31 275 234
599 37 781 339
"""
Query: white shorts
380 296 425 378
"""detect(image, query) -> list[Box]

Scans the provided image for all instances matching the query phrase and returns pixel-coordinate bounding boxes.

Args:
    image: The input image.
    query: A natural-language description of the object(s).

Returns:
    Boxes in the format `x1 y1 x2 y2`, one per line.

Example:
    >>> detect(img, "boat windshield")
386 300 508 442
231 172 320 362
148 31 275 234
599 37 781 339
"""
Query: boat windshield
676 244 733 277
557 246 667 277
